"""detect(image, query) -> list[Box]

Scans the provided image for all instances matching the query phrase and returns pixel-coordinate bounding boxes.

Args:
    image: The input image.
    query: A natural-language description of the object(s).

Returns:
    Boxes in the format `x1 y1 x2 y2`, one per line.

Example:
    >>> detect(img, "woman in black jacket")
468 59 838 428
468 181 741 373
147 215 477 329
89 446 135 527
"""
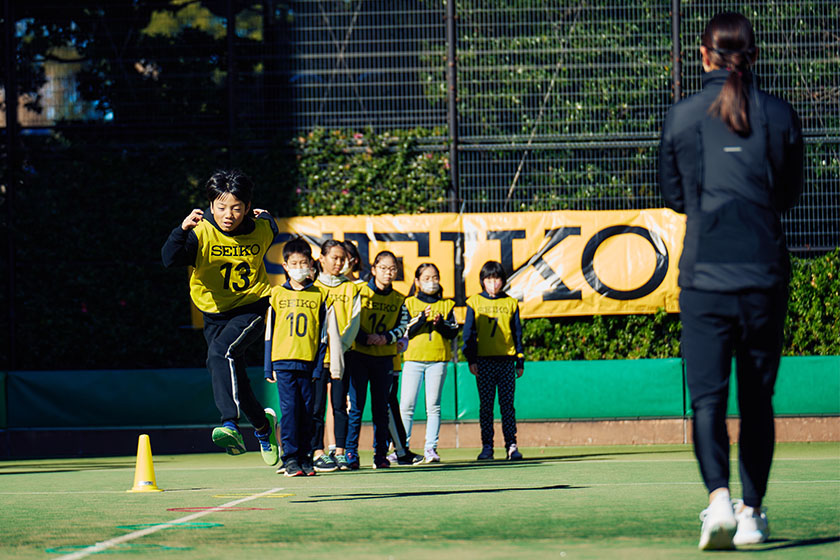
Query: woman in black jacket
659 12 803 551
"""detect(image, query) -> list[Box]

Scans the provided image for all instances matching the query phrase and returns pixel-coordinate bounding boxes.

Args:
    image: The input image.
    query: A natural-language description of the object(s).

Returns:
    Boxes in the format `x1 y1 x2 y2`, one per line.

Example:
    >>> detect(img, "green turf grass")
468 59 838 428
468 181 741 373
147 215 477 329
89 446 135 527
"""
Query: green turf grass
0 443 838 559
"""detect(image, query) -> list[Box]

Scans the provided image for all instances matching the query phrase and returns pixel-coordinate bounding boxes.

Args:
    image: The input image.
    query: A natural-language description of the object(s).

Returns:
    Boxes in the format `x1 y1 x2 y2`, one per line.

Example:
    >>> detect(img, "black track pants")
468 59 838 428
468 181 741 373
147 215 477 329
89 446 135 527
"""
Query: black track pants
680 287 786 508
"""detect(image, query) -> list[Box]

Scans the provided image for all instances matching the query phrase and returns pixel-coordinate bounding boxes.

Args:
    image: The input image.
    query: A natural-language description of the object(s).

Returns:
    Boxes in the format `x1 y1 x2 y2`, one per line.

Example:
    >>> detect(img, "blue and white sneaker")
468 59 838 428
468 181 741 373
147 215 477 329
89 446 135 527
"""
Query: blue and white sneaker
332 452 351 471
255 408 280 466
212 422 246 456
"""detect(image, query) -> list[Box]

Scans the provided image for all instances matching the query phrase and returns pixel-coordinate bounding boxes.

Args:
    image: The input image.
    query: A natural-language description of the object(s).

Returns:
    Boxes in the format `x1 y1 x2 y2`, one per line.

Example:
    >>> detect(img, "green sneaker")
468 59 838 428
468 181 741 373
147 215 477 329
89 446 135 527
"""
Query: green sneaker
212 425 246 455
255 408 280 466
332 452 351 471
312 453 338 472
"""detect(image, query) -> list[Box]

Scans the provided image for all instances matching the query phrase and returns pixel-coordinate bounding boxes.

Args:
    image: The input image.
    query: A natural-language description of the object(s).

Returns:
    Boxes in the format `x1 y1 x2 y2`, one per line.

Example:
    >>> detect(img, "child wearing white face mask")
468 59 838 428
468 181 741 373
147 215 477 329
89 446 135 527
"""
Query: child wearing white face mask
462 260 525 461
311 240 361 472
264 237 336 477
400 263 459 462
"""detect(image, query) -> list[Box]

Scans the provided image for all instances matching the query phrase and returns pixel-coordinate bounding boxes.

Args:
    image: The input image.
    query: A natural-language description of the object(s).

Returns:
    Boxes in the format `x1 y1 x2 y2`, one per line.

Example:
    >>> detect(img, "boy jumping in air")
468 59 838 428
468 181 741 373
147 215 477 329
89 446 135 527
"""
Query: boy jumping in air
161 169 280 465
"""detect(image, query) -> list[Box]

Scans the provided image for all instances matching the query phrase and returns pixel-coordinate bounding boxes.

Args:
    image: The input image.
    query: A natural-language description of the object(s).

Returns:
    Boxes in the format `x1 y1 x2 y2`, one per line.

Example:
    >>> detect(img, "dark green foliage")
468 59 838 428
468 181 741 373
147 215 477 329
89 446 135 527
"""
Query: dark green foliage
292 128 451 216
785 248 840 356
522 309 682 361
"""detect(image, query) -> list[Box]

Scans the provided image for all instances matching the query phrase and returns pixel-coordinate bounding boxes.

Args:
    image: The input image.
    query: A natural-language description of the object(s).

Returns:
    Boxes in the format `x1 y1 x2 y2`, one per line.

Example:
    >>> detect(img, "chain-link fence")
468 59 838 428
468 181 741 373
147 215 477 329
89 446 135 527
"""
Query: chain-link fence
3 0 838 250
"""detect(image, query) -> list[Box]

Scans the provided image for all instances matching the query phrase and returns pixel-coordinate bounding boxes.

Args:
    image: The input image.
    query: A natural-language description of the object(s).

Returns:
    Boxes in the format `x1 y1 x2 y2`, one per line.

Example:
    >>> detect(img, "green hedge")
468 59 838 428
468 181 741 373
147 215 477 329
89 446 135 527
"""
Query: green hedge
293 128 450 216
785 248 840 355
520 249 840 360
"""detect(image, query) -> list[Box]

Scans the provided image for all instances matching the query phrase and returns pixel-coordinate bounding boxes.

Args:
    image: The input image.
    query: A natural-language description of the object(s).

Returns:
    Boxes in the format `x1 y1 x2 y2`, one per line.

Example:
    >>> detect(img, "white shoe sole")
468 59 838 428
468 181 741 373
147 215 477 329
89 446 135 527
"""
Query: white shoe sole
733 530 768 546
699 523 736 550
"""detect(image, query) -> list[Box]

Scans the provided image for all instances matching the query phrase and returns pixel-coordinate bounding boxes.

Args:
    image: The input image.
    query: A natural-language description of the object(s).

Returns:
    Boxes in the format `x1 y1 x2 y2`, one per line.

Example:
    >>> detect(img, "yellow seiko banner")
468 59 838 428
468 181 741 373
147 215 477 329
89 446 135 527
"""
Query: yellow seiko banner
265 209 685 320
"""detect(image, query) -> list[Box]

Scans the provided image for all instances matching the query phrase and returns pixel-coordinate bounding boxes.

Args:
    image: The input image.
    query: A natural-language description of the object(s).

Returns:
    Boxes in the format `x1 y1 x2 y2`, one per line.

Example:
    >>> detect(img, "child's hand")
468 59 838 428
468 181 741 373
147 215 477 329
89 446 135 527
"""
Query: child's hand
423 305 432 318
181 209 203 230
366 333 386 345
396 337 408 353
469 364 478 376
432 313 442 325
266 372 277 383
516 368 524 378
252 208 268 217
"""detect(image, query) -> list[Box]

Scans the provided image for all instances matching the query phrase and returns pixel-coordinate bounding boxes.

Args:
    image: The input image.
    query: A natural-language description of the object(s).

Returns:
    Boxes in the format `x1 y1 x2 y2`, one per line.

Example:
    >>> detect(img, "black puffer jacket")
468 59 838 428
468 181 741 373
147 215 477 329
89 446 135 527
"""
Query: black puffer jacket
659 69 804 292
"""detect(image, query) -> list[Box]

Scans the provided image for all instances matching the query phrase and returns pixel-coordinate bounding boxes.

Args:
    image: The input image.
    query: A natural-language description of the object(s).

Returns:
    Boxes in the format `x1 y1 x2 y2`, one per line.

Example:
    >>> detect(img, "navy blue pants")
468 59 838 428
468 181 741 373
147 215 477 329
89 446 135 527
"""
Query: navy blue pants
345 351 392 461
680 287 787 508
274 369 314 462
203 312 267 429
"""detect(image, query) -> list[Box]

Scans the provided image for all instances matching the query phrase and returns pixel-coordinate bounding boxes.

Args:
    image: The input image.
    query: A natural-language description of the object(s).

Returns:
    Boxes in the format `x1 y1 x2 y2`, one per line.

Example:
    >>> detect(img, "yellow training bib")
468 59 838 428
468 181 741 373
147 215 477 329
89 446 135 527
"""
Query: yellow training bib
404 296 455 362
316 278 359 364
189 218 274 313
353 283 405 357
466 293 519 358
268 284 325 363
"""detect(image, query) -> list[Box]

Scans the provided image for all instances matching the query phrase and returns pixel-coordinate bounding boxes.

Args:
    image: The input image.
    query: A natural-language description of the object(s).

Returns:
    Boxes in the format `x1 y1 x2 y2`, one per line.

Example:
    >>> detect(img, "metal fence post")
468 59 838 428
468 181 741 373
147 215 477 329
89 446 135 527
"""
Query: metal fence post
446 0 466 308
226 0 236 163
446 0 459 212
3 0 18 370
671 0 682 102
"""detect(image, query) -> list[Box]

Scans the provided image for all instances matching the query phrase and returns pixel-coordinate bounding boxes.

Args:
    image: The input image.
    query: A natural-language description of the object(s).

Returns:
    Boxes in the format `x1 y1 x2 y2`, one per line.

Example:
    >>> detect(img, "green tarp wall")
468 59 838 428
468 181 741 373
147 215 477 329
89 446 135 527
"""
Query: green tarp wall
3 356 838 429
0 371 6 429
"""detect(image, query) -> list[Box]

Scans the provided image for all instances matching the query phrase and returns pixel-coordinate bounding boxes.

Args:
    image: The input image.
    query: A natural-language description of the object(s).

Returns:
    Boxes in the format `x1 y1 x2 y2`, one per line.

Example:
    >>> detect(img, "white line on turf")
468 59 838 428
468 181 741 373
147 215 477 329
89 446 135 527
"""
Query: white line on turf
52 487 284 560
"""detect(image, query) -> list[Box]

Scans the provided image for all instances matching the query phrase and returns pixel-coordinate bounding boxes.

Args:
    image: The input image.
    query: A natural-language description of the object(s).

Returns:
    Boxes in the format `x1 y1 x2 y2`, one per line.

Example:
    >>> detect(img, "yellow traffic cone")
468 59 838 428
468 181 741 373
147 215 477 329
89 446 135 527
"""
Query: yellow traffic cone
127 434 163 492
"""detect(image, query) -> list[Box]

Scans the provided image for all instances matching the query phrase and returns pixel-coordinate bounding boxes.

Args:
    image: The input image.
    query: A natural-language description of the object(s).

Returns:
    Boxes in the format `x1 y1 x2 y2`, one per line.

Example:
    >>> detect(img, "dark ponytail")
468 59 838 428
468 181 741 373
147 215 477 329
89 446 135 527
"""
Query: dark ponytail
702 12 756 136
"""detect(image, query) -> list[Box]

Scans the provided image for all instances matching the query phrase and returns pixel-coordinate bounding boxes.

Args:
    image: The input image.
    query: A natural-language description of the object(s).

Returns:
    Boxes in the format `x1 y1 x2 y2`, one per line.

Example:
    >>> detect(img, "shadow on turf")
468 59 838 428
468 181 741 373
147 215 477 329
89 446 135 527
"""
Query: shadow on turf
0 460 144 475
347 448 686 474
295 483 578 503
754 536 840 551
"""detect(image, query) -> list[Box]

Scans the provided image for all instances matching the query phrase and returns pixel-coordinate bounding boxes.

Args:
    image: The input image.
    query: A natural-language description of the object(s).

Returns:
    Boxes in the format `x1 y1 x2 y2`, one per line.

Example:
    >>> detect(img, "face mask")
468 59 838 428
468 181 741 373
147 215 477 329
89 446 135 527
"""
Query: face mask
420 281 440 295
340 261 352 276
287 267 311 283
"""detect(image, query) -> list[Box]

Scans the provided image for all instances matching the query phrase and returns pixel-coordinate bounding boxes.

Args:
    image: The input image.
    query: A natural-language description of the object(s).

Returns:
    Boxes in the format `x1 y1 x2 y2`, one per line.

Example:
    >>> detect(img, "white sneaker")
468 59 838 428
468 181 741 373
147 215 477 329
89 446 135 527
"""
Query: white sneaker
732 500 769 545
424 448 440 463
698 492 737 550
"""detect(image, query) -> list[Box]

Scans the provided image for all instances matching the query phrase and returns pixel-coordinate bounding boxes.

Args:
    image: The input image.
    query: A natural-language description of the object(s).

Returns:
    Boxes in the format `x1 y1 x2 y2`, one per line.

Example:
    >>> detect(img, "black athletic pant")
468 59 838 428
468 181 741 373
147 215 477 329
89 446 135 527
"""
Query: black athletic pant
680 287 787 508
311 371 350 451
476 358 518 448
387 373 410 455
203 311 268 429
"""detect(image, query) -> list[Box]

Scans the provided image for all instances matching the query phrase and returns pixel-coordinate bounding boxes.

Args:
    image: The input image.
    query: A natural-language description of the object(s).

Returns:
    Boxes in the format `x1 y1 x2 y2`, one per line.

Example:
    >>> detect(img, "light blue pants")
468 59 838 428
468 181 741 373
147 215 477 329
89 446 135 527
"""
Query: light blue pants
399 361 447 451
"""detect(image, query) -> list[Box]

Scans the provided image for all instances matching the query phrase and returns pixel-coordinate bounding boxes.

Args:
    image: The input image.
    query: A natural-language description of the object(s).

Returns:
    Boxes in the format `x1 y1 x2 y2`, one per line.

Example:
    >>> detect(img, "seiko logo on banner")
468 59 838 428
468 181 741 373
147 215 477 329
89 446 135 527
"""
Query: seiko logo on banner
260 210 684 319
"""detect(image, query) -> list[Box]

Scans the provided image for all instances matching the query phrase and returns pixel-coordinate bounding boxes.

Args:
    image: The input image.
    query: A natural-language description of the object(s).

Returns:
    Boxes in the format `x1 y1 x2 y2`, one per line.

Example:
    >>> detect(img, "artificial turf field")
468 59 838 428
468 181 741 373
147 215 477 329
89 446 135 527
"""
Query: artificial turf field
0 443 837 559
